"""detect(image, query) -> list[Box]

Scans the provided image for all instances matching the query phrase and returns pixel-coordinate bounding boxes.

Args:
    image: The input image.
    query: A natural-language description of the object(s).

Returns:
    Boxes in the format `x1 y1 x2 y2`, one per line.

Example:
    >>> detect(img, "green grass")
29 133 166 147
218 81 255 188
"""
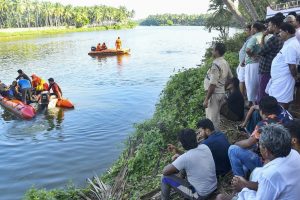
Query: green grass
0 23 137 42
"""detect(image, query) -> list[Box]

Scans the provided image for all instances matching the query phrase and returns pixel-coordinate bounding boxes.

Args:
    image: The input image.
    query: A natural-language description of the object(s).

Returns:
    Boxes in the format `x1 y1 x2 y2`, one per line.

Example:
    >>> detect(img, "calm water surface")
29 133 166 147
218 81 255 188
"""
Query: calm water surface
0 26 234 199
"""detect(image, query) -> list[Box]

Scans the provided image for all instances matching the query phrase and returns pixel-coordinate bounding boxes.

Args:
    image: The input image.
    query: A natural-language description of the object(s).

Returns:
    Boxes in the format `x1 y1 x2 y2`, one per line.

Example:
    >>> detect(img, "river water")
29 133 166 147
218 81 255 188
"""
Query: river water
0 26 234 199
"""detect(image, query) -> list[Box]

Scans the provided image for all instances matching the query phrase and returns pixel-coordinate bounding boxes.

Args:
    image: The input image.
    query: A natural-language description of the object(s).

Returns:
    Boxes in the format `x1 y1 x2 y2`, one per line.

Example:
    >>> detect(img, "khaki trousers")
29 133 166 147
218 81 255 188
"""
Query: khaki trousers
205 93 225 130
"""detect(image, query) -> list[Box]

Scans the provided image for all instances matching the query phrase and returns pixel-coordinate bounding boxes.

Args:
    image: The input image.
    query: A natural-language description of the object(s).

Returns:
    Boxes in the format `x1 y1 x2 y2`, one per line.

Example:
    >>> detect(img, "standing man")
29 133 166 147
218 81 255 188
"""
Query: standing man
18 77 32 104
203 42 233 129
267 22 300 109
257 16 284 102
115 37 122 50
236 25 252 97
245 22 265 106
16 69 31 83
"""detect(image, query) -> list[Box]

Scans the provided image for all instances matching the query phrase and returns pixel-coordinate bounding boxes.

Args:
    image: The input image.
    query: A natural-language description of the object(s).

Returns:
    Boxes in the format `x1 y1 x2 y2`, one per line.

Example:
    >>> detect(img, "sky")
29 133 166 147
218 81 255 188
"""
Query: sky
41 0 211 19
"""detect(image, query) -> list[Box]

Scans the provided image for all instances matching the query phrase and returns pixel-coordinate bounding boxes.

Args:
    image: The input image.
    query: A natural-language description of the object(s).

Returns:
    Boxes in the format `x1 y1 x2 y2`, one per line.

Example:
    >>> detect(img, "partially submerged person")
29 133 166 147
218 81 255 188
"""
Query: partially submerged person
228 96 282 177
266 22 300 109
48 78 62 99
18 76 32 104
0 80 9 97
221 77 244 121
31 74 49 95
197 118 231 176
161 129 217 200
96 43 102 51
8 81 21 100
218 124 300 200
101 42 107 50
115 37 122 50
203 42 233 129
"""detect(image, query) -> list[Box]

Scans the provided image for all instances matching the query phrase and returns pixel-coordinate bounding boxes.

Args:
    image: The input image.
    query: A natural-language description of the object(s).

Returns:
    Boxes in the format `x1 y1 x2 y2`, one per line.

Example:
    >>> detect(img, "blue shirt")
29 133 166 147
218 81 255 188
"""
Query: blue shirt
202 131 231 176
18 79 31 89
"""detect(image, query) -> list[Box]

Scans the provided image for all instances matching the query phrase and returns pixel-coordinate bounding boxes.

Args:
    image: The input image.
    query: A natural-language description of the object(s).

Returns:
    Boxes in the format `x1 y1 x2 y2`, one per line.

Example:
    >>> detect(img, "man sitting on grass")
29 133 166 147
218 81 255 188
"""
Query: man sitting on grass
228 96 282 177
161 129 217 200
197 118 231 177
217 124 300 200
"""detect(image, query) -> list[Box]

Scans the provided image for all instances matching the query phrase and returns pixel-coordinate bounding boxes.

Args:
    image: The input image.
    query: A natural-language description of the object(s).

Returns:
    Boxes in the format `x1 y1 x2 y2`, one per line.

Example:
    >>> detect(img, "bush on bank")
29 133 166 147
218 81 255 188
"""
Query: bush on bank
24 33 244 199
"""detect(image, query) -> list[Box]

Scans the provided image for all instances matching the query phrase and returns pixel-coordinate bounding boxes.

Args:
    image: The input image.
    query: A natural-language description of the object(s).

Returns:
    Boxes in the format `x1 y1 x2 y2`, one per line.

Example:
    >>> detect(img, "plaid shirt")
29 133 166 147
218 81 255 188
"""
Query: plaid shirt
259 34 283 74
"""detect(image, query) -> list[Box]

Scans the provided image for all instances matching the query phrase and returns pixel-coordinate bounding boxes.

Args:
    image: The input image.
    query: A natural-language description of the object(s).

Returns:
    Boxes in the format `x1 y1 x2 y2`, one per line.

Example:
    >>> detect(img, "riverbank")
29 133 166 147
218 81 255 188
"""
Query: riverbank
23 31 244 199
0 22 137 42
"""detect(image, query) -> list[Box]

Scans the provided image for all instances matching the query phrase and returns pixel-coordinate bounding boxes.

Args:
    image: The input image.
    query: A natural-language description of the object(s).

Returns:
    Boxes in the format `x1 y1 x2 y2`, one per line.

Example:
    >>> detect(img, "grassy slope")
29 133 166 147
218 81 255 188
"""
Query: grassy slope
24 33 244 200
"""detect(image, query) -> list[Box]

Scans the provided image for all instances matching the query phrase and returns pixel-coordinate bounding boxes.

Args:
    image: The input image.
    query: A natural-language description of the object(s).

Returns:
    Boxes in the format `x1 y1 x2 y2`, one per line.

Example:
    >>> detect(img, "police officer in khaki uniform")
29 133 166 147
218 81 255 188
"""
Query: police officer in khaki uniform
203 43 233 129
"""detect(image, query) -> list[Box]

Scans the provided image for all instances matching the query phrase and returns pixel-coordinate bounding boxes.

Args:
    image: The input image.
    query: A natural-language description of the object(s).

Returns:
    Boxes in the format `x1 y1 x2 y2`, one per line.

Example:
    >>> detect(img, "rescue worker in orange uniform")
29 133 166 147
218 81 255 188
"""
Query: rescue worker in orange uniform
96 43 102 51
31 74 49 95
48 78 62 99
115 37 122 50
101 42 107 50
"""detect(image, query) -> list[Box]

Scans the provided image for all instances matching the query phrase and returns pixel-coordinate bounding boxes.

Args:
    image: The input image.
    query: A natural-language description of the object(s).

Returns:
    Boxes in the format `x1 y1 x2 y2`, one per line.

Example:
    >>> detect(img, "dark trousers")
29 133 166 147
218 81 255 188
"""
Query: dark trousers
257 73 271 103
21 88 32 104
246 110 262 134
220 103 241 121
161 175 207 200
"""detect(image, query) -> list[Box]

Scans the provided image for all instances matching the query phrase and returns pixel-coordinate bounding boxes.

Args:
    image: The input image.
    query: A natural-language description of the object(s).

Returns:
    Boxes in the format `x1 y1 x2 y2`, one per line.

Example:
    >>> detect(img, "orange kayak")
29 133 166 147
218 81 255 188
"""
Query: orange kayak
0 95 36 120
88 48 130 56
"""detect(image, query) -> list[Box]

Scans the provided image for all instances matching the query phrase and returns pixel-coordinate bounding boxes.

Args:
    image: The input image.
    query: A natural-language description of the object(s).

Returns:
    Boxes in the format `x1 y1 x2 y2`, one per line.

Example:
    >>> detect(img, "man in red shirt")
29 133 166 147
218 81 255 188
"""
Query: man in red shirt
48 78 62 99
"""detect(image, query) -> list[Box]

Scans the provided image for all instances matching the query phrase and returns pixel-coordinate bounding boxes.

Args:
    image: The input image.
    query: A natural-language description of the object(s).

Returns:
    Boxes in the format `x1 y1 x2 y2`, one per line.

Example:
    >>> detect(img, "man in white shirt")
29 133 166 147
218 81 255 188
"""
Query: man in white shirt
266 22 300 109
217 124 300 200
161 129 217 200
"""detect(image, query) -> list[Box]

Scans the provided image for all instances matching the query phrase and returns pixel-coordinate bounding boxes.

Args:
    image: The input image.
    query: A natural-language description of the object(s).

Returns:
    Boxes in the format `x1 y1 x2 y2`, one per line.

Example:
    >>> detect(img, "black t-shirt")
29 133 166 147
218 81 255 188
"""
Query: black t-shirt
16 73 31 82
202 132 231 176
227 90 244 120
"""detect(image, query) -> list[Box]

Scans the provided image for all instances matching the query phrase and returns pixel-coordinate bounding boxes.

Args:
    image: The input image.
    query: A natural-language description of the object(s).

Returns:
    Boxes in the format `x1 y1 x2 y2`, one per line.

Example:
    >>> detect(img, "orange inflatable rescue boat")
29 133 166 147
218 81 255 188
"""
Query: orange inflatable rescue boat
56 98 74 108
0 95 36 120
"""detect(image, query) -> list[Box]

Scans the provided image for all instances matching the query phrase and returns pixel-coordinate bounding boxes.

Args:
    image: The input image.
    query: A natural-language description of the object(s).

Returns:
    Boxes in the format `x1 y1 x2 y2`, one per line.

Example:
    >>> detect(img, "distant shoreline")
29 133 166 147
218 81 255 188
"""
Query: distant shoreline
0 24 137 42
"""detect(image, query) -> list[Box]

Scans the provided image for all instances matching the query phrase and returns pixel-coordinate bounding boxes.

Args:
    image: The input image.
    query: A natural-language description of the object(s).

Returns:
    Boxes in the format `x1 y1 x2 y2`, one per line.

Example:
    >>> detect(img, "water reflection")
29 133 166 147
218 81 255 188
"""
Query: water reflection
92 54 130 68
45 108 64 131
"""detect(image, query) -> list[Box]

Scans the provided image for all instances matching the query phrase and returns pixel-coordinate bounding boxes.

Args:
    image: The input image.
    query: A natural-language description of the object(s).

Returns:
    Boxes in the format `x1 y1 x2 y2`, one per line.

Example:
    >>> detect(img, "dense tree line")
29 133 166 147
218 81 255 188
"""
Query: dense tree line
0 0 135 28
140 14 208 26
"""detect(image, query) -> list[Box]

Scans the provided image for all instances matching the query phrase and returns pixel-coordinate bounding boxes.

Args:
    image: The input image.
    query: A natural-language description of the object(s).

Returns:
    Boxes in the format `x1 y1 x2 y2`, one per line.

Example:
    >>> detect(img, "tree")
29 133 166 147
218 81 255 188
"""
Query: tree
239 0 259 21
221 0 247 26
0 0 135 28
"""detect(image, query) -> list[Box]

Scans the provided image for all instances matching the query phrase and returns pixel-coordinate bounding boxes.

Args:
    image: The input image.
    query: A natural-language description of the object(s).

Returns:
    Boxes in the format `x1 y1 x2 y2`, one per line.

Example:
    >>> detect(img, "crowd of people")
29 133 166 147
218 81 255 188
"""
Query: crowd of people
161 12 300 200
0 69 63 105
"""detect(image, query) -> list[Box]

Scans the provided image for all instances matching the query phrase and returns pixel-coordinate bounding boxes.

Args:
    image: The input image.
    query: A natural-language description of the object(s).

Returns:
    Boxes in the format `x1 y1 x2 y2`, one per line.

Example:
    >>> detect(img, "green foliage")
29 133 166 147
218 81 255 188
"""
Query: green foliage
140 14 208 26
0 23 137 42
205 0 241 40
0 0 135 28
24 185 90 200
166 20 174 26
